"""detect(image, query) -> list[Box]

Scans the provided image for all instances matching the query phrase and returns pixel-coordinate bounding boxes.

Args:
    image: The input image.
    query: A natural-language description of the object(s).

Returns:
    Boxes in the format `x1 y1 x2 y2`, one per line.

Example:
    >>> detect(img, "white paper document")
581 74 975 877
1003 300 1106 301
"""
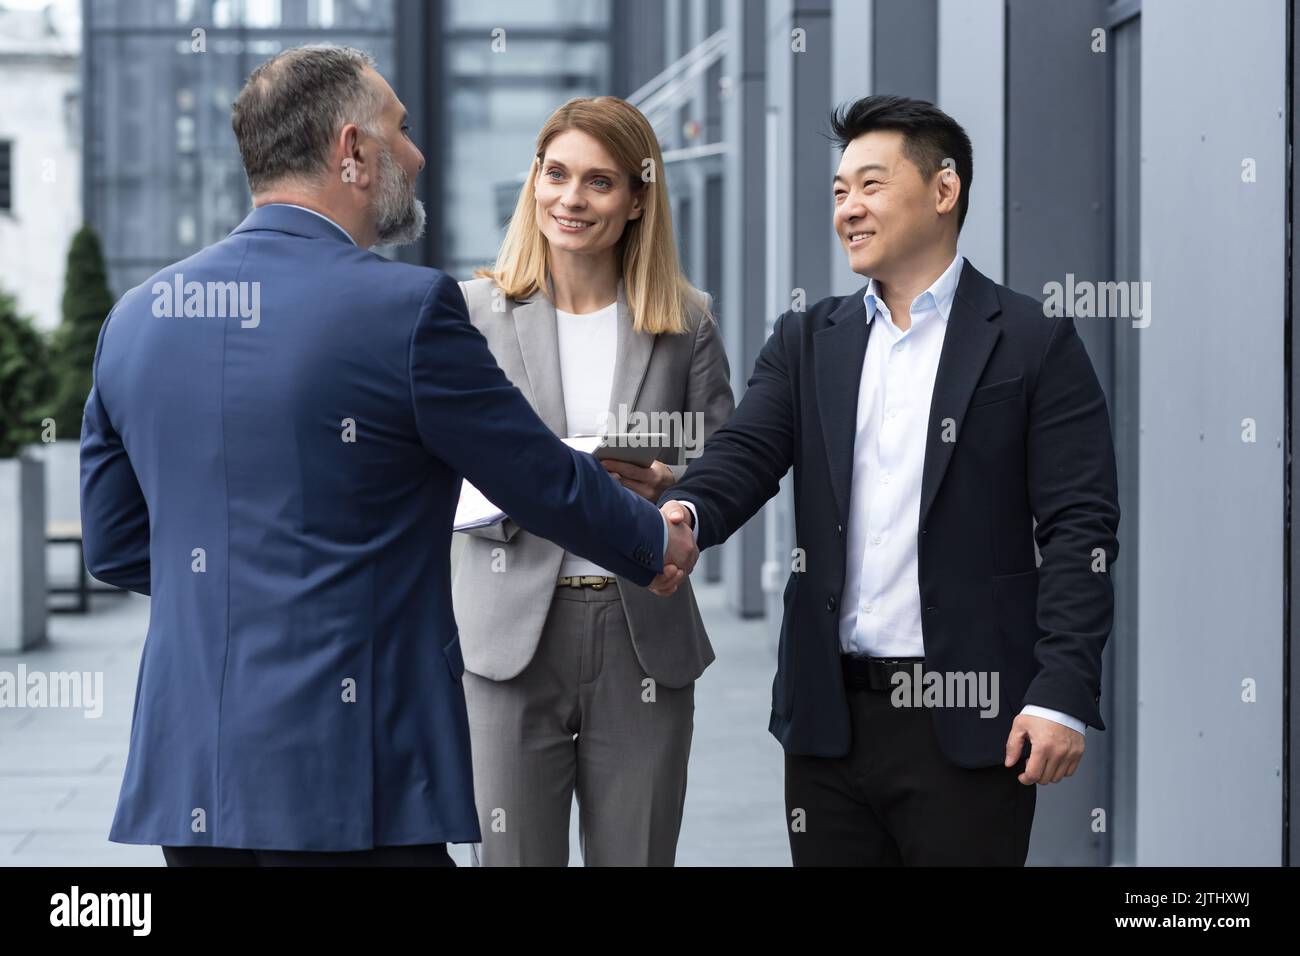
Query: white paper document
453 435 604 532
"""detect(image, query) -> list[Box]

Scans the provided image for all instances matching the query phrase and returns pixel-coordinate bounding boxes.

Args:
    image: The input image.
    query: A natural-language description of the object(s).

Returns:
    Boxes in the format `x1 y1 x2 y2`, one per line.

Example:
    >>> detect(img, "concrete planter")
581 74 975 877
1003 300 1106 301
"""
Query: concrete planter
24 439 80 525
0 455 48 652
24 439 82 589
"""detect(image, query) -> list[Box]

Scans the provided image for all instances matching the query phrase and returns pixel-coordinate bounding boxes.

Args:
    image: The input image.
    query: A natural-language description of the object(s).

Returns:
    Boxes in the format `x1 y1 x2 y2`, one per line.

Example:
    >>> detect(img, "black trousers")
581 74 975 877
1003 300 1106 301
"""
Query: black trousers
785 681 1036 866
161 843 455 867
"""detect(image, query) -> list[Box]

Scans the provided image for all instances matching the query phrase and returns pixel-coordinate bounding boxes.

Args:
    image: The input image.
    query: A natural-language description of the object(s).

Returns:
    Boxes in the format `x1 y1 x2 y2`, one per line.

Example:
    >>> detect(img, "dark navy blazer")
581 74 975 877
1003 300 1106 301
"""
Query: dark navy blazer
81 204 665 850
664 261 1120 767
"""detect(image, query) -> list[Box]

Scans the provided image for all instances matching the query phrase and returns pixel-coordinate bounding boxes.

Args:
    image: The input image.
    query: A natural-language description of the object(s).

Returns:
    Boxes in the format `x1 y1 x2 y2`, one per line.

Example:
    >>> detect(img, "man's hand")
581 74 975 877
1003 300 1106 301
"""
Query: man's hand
664 499 694 531
602 458 676 502
1004 713 1085 785
649 501 698 596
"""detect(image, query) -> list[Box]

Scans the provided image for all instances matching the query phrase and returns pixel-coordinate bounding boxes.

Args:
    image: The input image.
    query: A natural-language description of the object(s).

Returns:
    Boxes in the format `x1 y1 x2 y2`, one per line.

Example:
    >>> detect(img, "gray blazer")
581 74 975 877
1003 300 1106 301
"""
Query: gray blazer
451 276 735 688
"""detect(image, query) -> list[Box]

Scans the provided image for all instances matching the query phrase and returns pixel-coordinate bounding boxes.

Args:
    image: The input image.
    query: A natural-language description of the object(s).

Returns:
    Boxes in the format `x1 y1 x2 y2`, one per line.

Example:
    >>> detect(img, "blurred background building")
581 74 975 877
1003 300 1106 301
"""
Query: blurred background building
82 0 400 295
0 0 1292 867
0 1 81 333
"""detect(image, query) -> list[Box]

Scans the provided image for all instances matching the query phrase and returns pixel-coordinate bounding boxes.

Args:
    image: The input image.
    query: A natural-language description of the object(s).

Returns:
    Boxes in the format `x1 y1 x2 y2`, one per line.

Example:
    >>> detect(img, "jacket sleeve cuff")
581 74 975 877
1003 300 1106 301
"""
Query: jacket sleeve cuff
676 500 700 542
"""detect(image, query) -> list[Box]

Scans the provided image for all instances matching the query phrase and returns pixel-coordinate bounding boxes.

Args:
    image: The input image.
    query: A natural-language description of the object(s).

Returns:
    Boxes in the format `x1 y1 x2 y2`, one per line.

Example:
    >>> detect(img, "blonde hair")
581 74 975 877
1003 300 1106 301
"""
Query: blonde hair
475 96 706 336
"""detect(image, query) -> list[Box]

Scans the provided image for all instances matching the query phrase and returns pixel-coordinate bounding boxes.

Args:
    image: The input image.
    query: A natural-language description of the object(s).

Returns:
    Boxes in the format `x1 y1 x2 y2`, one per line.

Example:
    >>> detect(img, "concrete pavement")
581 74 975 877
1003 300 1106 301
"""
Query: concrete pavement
0 581 789 866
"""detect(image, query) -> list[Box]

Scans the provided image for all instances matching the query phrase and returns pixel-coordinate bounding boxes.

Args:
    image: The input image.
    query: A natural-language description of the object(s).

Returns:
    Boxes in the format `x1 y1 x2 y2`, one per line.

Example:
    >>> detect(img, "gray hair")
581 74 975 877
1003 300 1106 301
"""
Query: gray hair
231 44 384 194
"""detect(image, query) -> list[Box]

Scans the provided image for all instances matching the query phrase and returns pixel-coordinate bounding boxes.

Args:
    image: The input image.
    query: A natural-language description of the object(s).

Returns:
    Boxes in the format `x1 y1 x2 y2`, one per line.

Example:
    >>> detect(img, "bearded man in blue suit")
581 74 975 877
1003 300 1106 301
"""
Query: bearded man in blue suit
79 44 696 867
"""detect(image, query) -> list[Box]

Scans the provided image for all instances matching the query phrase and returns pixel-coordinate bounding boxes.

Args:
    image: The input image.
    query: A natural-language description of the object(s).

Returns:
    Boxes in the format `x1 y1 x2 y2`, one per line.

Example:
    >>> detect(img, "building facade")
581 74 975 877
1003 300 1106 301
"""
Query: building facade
0 3 81 332
79 0 1299 867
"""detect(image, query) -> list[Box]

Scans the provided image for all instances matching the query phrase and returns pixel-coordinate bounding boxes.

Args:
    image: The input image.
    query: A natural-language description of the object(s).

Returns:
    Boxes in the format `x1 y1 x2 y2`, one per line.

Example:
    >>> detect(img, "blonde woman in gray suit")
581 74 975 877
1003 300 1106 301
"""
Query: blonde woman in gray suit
453 96 734 866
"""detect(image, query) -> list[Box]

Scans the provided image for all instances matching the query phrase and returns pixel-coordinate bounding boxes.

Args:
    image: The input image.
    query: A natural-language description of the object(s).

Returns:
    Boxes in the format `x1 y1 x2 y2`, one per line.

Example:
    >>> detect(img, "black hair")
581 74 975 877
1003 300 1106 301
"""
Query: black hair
829 94 973 231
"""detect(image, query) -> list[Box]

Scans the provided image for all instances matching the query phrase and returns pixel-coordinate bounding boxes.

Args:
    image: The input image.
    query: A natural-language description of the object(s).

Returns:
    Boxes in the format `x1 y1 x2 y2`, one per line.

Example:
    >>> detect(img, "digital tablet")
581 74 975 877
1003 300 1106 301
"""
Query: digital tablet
592 433 672 468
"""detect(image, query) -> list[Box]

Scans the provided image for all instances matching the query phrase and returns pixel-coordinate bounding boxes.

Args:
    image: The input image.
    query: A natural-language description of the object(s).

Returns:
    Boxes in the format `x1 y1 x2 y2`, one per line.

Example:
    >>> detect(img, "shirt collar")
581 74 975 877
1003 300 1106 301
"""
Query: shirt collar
268 203 357 246
862 253 965 326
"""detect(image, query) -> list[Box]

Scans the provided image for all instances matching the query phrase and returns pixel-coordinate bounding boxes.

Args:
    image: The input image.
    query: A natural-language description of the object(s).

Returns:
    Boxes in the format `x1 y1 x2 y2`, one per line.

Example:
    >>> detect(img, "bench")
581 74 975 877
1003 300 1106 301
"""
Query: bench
46 519 129 614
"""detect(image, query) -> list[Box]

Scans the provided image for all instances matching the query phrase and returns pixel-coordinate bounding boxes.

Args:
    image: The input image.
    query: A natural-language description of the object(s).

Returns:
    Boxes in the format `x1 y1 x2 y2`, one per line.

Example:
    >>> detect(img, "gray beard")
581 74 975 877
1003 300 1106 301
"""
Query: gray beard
372 145 425 246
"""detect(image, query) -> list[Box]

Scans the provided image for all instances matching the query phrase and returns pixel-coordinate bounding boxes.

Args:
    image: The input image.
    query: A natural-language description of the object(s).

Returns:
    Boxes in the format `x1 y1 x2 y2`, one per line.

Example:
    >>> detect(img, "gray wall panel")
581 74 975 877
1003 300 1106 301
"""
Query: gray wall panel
721 0 771 617
1137 0 1286 865
937 0 1004 282
872 0 937 103
1004 0 1114 868
765 0 833 624
830 0 874 297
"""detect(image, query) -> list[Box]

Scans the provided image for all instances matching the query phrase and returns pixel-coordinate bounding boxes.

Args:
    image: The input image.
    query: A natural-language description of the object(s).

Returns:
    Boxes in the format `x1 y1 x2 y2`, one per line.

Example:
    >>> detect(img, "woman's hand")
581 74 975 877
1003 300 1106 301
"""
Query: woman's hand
601 458 676 502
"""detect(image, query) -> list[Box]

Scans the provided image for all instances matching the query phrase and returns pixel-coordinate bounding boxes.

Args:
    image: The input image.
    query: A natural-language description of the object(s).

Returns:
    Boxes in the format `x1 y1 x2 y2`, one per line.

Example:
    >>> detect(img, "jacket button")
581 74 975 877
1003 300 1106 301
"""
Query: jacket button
826 596 837 612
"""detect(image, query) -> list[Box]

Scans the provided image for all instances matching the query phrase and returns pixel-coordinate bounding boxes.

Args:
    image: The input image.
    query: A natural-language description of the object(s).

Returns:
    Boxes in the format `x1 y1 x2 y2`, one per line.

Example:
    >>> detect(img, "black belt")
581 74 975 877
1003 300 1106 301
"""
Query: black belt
841 654 926 692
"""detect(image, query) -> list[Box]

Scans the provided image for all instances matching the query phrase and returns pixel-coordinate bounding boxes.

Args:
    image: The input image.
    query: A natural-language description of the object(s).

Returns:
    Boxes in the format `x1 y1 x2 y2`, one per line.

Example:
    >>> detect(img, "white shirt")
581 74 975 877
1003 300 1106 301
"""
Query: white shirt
271 203 357 245
838 256 958 660
680 254 1083 736
556 300 619 578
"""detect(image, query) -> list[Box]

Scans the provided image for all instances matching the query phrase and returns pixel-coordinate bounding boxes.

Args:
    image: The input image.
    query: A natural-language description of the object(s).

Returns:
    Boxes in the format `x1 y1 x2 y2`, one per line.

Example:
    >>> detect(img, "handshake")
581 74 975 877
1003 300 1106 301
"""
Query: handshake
649 502 696 597
597 458 695 597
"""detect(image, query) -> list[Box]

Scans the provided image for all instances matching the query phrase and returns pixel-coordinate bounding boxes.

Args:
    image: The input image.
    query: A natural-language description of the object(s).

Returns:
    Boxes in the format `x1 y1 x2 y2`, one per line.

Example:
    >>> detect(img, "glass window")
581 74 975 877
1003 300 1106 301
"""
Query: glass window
446 0 608 29
243 0 281 28
85 2 395 292
442 13 613 275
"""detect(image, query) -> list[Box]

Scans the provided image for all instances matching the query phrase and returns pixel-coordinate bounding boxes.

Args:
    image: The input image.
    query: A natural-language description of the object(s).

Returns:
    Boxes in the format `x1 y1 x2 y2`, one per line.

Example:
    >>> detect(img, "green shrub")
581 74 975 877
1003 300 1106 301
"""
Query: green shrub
0 289 55 459
48 225 114 441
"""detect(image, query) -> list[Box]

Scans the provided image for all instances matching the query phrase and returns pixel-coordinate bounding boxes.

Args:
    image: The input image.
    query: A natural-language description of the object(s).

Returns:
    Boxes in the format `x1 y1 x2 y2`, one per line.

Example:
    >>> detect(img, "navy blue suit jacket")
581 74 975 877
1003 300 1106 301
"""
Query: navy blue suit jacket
81 204 665 850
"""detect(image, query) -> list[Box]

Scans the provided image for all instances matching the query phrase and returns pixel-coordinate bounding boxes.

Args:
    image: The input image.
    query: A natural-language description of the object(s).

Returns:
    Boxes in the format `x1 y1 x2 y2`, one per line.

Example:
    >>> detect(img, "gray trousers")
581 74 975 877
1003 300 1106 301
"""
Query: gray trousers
463 585 694 866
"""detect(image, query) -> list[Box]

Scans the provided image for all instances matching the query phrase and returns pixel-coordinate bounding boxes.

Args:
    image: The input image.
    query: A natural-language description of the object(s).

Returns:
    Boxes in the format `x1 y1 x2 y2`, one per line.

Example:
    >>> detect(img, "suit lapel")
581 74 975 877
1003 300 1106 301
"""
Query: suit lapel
607 280 655 426
511 287 569 436
814 291 871 525
918 261 1003 527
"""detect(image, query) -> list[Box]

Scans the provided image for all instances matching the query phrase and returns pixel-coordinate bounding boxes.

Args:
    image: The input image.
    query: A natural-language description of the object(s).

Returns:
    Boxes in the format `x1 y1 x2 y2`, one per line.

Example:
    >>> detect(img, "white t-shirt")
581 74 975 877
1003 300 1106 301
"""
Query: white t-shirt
555 301 618 578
